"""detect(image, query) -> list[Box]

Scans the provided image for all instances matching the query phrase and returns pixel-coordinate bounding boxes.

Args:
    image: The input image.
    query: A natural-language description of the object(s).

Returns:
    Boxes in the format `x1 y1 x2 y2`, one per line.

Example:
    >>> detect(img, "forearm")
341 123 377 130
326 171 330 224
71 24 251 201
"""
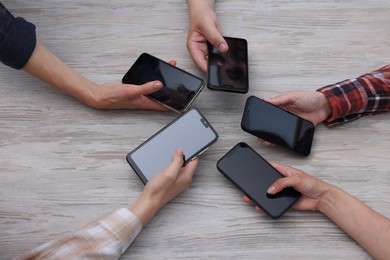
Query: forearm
317 65 390 126
23 42 99 107
129 196 160 226
187 0 214 10
17 208 142 259
187 0 215 18
318 186 390 259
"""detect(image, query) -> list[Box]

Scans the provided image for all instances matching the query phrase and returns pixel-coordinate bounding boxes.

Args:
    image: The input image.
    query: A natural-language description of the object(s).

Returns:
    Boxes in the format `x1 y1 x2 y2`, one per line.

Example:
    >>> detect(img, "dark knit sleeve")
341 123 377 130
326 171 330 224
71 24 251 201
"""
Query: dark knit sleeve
0 3 36 69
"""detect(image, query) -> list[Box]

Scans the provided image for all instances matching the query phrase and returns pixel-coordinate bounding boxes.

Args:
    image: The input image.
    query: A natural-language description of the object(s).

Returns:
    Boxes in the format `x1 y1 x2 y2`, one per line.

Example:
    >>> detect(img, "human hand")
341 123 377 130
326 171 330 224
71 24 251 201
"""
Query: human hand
264 91 332 126
23 43 176 111
130 149 198 225
246 163 390 259
89 60 177 110
90 81 168 110
187 0 227 72
243 162 334 212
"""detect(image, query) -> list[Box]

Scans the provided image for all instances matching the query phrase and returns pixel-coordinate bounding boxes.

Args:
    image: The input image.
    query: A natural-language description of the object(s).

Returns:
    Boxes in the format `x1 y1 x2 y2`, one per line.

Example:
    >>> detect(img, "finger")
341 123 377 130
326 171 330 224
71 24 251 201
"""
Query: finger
168 60 177 66
184 157 199 170
164 149 185 179
243 195 251 203
257 138 273 146
255 206 262 212
192 51 208 72
187 42 208 72
134 95 170 111
178 158 198 184
181 157 199 176
269 162 297 178
126 81 163 96
202 23 228 53
266 93 294 107
126 94 170 111
267 175 300 194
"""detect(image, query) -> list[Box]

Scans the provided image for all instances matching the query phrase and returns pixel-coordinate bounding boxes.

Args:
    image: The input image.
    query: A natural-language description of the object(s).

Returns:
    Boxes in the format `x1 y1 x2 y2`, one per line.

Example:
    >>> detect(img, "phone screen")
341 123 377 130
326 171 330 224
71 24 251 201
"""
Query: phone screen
217 142 300 218
241 96 315 156
207 36 248 93
122 53 204 113
127 108 218 184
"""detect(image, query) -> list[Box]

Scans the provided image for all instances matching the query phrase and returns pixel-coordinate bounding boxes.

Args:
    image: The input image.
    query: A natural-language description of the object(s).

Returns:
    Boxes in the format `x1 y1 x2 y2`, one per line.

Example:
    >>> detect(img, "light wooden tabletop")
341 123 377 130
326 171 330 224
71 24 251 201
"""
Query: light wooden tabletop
1 1 389 259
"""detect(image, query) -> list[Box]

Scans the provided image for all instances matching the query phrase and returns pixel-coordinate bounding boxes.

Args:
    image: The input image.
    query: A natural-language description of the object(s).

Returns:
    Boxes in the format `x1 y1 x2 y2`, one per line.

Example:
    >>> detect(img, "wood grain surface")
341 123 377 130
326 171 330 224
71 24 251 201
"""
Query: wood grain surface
0 0 389 259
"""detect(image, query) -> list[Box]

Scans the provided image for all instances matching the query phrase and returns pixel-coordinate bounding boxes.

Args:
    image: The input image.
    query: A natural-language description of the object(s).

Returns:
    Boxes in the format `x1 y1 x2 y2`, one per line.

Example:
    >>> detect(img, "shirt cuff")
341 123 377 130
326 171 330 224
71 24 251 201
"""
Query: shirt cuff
110 208 143 253
316 79 367 126
0 16 36 69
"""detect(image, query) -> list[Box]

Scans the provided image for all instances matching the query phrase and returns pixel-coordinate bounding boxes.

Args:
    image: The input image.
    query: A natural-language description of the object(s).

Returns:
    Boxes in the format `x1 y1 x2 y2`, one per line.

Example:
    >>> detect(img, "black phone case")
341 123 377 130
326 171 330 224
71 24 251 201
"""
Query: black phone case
217 142 301 218
207 37 249 94
241 96 315 156
122 53 205 113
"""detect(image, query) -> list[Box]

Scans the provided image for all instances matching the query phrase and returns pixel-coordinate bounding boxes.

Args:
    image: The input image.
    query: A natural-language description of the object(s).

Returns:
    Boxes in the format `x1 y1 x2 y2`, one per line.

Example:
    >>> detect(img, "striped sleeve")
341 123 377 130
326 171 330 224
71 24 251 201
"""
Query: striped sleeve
317 65 390 126
15 208 142 260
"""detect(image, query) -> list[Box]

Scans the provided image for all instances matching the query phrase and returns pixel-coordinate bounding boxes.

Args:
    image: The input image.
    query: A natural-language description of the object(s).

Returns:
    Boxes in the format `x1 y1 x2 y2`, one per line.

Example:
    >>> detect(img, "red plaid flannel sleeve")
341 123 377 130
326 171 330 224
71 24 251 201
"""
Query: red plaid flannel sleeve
317 65 390 126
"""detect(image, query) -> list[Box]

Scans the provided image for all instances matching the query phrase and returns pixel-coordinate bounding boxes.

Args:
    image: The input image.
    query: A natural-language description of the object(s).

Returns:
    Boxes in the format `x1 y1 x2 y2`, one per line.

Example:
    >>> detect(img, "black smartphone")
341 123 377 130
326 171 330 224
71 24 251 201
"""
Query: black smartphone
207 36 248 93
241 96 315 156
217 142 301 218
127 108 218 184
122 53 205 113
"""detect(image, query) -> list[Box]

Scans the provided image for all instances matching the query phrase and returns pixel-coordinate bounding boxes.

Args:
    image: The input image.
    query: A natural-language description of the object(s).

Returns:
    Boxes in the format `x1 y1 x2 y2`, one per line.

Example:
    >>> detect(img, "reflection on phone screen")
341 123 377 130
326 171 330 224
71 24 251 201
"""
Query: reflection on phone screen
207 37 248 93
122 53 204 112
217 142 301 218
242 96 314 156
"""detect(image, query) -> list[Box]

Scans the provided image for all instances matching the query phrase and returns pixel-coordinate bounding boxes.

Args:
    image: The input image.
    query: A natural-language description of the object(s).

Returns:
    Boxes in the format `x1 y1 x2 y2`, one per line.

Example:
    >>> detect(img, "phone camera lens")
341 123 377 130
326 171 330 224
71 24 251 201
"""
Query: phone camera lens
201 118 209 128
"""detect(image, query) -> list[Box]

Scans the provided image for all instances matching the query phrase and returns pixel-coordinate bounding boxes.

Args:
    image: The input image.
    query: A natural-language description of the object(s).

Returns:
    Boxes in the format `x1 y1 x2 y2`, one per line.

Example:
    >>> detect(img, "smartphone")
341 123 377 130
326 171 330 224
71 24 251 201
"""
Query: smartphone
122 53 205 113
241 96 315 156
207 36 249 93
126 108 218 184
217 142 301 218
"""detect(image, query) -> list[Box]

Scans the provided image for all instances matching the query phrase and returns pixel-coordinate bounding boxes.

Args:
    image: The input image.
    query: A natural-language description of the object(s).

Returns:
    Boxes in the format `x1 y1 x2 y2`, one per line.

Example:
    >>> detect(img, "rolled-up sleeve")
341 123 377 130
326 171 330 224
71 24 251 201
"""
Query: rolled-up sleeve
0 3 36 69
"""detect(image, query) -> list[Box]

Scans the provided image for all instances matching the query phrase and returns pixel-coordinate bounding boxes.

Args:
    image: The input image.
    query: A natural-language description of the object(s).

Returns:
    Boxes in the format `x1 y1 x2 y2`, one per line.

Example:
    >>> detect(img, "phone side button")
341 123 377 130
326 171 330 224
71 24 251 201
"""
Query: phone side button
192 147 209 160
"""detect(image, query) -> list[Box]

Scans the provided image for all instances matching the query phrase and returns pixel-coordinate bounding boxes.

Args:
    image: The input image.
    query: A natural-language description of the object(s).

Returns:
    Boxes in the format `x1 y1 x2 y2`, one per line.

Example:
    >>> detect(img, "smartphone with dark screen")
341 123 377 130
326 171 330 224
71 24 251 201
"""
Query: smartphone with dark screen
122 53 205 113
127 108 218 184
241 96 315 156
217 142 301 218
207 36 248 93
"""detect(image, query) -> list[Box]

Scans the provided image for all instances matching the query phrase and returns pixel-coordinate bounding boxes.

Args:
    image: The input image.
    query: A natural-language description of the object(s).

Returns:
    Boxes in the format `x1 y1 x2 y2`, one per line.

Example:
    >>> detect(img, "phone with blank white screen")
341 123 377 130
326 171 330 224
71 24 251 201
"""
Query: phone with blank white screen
126 108 218 184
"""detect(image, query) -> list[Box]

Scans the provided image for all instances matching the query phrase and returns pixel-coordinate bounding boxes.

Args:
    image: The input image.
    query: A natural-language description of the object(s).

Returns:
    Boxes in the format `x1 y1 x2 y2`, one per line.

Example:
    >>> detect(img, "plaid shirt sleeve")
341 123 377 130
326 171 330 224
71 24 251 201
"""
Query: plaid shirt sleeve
317 65 390 126
15 208 142 260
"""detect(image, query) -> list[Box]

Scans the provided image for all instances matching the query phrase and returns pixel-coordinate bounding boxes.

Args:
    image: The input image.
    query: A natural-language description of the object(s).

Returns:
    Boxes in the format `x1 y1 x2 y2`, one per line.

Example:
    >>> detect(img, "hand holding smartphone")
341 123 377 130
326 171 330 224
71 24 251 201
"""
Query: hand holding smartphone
122 53 205 113
207 36 249 93
127 108 218 184
217 142 301 218
241 96 315 156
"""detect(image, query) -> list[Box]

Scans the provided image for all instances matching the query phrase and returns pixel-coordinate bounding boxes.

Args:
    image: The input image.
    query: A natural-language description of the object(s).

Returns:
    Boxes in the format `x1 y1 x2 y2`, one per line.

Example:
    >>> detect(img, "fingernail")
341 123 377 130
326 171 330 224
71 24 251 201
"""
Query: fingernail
218 42 228 52
154 82 163 89
176 148 183 155
267 185 275 194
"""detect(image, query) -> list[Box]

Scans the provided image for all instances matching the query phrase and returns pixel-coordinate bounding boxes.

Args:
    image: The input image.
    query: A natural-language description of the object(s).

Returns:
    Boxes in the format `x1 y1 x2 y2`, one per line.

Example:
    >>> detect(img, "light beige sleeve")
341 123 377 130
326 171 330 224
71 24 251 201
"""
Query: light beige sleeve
15 208 142 260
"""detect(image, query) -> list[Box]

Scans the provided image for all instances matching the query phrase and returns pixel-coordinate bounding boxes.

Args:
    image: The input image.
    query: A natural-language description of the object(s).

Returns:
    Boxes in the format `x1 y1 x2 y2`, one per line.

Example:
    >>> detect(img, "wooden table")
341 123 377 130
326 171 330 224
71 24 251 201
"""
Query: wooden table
1 0 389 259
